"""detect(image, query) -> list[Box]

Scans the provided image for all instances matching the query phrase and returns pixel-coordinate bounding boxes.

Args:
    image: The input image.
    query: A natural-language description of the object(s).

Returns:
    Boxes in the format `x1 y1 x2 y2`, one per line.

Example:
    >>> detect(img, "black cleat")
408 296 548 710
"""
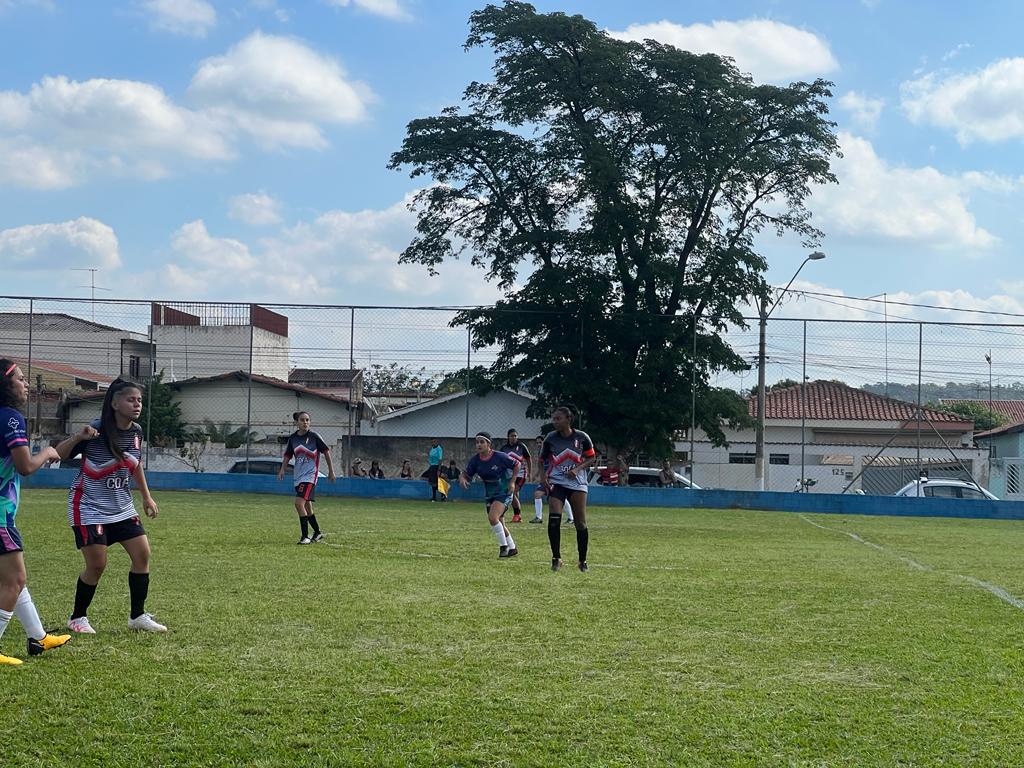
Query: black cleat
499 546 510 558
528 517 543 524
578 561 589 573
551 558 563 572
506 547 519 558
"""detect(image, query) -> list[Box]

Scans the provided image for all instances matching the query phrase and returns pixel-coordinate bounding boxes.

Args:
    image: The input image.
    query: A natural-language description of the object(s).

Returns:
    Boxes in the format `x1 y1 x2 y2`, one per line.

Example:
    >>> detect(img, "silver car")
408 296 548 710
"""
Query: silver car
894 478 998 500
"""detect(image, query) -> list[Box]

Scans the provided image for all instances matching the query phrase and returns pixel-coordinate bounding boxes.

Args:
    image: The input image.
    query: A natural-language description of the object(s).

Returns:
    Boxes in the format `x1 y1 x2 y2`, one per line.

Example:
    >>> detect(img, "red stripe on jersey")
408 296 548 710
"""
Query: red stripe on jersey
71 479 85 536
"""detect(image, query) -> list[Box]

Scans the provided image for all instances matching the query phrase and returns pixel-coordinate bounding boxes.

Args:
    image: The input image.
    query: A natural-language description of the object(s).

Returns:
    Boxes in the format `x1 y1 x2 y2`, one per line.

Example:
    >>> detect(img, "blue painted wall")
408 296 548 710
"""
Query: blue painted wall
24 469 1024 521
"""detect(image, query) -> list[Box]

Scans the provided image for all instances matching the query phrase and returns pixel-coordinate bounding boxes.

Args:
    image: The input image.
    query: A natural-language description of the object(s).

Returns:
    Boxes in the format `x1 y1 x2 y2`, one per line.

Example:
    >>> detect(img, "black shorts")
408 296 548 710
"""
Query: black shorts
295 482 316 502
0 525 24 555
549 484 585 503
73 517 146 549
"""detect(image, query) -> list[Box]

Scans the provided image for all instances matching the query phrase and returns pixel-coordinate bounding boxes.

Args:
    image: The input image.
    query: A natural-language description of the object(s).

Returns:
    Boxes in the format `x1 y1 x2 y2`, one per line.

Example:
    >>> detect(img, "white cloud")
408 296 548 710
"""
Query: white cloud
0 75 232 188
901 58 1024 144
942 43 971 62
838 91 884 131
188 32 372 148
228 192 283 226
812 133 997 251
0 34 372 189
323 0 411 22
0 217 120 269
143 0 216 38
608 19 837 82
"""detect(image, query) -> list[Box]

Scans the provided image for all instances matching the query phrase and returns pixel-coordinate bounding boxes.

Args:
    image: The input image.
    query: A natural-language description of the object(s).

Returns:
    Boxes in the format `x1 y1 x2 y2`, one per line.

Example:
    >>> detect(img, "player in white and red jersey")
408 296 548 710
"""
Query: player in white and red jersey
276 410 336 544
56 379 165 634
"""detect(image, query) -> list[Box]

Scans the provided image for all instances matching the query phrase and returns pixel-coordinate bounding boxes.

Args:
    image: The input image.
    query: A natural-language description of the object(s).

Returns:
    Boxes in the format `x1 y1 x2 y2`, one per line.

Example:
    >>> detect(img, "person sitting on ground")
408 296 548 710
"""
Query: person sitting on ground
399 459 413 479
368 460 385 479
350 458 368 477
445 459 460 481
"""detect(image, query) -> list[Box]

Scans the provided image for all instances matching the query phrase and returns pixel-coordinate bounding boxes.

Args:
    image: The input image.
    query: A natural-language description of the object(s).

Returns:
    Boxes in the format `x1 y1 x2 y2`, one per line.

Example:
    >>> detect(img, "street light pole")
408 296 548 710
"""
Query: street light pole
754 251 826 491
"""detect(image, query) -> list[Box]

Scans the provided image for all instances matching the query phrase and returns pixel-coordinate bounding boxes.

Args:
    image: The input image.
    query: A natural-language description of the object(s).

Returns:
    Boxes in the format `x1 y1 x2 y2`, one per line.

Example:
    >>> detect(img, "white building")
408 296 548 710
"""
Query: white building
366 388 546 439
150 303 290 382
64 371 358 447
0 312 152 381
684 381 985 494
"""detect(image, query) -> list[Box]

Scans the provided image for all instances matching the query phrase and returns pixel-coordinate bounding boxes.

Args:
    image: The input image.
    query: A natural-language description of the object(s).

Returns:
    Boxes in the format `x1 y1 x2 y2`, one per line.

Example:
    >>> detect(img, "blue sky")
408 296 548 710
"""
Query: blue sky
2 0 1024 322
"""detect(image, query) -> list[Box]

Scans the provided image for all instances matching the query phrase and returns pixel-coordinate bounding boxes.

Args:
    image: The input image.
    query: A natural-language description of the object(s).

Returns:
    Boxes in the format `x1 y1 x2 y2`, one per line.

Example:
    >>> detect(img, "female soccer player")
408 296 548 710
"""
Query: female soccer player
530 436 573 526
56 379 165 633
0 360 71 665
499 429 531 523
540 406 596 572
459 432 521 559
276 411 336 545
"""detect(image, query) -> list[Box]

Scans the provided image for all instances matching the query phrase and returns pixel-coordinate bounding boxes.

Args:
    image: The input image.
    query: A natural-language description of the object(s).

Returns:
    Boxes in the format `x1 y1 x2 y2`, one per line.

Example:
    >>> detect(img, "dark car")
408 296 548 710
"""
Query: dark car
228 459 326 477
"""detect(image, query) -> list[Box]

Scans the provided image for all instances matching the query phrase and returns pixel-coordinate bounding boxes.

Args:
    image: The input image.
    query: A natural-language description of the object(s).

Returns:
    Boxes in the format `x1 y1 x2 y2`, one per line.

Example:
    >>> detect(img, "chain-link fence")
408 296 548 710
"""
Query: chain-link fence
3 295 1021 497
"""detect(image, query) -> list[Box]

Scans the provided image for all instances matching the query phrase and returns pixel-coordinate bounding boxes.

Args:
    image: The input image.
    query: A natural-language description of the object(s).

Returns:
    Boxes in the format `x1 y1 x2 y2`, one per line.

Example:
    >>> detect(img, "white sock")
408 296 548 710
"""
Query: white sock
534 498 543 519
0 607 11 643
15 587 45 640
504 531 516 550
565 500 574 521
491 523 507 547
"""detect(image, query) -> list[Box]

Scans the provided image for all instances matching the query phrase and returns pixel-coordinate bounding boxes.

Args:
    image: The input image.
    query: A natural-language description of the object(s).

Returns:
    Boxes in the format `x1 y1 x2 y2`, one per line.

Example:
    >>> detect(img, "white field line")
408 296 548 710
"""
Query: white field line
798 514 1024 612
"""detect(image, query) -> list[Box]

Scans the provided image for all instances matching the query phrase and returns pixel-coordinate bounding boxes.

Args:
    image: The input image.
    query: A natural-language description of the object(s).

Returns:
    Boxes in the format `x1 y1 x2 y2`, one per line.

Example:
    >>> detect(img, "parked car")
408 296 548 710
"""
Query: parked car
893 478 998 500
587 466 701 489
228 459 326 478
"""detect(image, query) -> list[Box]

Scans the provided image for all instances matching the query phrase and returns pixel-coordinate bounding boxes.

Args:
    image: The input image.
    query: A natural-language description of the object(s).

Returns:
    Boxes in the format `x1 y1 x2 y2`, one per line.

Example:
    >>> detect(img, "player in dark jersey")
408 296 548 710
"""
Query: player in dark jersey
529 436 573 525
277 411 336 545
459 431 521 559
0 360 72 665
56 379 165 634
498 429 531 523
540 406 597 572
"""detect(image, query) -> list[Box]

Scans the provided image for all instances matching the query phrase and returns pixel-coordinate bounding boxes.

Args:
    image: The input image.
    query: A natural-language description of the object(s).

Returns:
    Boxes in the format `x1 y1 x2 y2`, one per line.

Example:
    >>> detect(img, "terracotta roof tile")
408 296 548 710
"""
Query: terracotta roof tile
750 381 970 424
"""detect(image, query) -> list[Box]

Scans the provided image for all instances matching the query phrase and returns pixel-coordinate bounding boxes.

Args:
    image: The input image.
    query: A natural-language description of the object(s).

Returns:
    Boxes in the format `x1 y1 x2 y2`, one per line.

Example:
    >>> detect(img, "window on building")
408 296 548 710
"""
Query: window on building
769 454 790 465
128 355 141 379
729 453 756 464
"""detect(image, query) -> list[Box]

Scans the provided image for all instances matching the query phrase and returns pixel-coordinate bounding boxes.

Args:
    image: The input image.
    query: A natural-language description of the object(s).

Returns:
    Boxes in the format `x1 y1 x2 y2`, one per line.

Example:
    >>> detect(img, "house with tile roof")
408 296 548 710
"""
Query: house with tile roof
969 405 1024 500
684 381 987 494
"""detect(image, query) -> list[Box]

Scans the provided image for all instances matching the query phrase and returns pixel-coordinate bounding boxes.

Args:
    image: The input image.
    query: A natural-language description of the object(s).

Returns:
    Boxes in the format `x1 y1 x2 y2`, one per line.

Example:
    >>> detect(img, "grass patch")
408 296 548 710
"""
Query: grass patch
6 490 1024 766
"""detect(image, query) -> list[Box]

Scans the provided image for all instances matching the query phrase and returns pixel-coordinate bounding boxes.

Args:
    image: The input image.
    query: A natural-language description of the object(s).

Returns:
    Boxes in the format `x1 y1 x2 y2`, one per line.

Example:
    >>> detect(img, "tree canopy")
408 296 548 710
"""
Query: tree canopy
389 1 838 454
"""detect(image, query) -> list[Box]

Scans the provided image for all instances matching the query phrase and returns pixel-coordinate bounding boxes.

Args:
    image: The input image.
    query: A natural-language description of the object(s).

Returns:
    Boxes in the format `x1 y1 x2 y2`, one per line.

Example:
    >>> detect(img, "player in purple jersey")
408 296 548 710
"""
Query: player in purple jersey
459 431 521 559
540 406 597 572
0 359 71 665
277 411 336 544
56 379 165 634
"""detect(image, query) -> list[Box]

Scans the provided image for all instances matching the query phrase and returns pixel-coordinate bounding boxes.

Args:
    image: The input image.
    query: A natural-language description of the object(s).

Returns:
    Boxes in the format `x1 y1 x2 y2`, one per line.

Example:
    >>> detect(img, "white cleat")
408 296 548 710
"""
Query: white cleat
67 616 97 634
128 613 167 633
297 537 313 545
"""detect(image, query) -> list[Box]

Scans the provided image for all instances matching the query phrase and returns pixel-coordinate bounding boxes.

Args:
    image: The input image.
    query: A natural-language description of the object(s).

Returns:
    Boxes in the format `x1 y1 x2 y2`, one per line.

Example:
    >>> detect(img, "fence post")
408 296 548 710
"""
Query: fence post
347 308 355 474
464 323 471 449
244 313 254 474
145 319 154 470
690 315 697 486
800 319 807 491
916 322 923 492
26 298 34 440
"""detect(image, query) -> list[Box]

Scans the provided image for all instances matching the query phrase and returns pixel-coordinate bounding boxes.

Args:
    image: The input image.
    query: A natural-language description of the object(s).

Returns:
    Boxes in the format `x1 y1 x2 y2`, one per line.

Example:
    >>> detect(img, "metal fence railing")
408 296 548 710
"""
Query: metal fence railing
3 295 1021 494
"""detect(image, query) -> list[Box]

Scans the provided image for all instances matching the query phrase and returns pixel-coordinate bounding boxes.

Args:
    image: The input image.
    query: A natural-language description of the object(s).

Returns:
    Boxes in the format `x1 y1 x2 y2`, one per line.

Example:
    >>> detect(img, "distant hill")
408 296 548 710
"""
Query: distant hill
861 381 1024 403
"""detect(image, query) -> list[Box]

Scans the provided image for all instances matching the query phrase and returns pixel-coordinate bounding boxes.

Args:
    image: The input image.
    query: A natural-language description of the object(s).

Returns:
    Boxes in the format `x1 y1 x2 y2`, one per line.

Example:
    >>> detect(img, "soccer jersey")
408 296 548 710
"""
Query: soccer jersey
67 420 143 528
463 450 520 498
498 440 530 479
541 429 596 493
283 430 329 486
1 407 29 527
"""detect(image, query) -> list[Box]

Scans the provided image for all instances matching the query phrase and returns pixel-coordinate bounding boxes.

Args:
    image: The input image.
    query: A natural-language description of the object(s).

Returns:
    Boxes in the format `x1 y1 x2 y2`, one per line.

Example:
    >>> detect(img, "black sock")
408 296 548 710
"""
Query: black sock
307 514 320 535
547 514 562 559
300 517 309 538
576 526 589 563
128 571 150 619
432 486 438 500
71 577 97 619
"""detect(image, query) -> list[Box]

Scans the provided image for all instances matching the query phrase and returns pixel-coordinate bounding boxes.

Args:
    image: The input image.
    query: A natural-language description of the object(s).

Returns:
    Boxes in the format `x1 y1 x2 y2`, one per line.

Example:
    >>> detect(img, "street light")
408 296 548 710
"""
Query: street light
755 251 826 491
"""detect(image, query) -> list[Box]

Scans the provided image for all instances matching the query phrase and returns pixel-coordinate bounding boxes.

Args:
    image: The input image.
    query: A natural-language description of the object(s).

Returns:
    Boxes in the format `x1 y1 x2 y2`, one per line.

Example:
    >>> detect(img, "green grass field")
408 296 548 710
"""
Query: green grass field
6 489 1024 767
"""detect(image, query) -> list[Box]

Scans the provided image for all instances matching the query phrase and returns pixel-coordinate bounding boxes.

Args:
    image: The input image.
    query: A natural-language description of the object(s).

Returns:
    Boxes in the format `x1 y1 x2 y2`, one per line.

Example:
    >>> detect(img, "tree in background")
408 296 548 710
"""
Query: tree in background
390 2 838 455
931 400 1008 433
141 371 185 447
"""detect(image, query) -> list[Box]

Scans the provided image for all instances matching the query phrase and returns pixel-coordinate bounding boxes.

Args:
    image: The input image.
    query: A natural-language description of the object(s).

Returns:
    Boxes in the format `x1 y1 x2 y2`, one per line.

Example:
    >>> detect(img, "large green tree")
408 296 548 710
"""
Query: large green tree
389 1 838 454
